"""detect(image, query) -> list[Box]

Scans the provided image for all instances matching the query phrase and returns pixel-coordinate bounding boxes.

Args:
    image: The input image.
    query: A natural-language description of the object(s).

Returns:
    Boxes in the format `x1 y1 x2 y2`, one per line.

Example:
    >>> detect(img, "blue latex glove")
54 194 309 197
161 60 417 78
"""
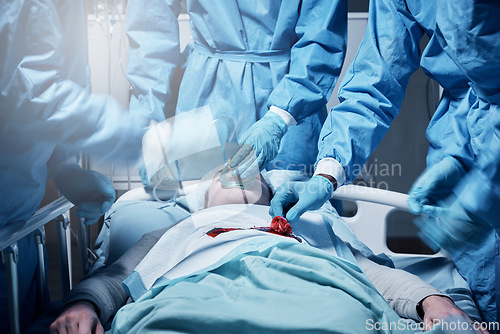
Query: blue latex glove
226 112 288 178
53 164 116 225
269 175 335 223
408 156 466 216
414 199 491 253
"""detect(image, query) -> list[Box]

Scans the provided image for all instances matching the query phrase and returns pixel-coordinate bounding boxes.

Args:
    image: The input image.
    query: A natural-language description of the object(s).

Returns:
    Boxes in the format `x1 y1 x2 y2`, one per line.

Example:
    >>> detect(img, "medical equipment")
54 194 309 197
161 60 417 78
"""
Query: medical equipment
142 106 233 188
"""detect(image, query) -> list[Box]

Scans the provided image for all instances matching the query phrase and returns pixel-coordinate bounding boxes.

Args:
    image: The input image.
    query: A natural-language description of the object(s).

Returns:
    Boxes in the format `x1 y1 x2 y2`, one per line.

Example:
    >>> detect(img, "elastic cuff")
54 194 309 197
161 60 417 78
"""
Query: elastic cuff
314 158 346 186
269 106 297 127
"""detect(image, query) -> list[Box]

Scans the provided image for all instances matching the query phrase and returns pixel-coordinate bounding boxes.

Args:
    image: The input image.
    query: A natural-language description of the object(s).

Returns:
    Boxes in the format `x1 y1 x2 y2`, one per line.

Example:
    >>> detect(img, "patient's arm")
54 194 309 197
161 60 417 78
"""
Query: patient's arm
354 251 442 320
50 228 167 333
355 252 486 332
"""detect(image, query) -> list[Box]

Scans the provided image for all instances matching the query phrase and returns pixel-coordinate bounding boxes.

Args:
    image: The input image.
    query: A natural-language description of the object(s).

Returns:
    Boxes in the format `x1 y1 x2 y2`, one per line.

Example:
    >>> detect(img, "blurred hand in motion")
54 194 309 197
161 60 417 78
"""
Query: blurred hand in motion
269 175 335 223
421 295 488 333
408 156 466 216
226 112 288 179
50 301 104 334
53 164 116 225
414 199 491 253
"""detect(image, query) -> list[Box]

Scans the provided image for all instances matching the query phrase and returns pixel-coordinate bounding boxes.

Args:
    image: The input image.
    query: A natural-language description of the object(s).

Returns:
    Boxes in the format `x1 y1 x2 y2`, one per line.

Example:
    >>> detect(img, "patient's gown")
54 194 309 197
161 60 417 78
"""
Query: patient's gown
109 205 449 334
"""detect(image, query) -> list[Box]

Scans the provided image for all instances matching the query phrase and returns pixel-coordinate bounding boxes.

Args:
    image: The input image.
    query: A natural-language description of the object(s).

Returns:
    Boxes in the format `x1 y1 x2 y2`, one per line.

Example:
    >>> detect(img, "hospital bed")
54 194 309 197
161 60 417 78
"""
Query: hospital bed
0 183 479 333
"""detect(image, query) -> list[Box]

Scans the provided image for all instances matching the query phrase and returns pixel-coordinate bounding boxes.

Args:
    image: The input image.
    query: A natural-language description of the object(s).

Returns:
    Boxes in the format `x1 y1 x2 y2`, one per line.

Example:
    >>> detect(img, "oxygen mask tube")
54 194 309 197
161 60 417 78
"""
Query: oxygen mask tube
219 148 260 189
213 116 261 189
213 117 257 189
151 123 181 203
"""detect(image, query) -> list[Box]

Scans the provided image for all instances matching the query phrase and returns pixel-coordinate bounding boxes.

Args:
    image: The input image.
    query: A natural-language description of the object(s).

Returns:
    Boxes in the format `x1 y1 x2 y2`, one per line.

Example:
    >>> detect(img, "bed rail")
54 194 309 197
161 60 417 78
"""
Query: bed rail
0 197 75 334
332 185 445 258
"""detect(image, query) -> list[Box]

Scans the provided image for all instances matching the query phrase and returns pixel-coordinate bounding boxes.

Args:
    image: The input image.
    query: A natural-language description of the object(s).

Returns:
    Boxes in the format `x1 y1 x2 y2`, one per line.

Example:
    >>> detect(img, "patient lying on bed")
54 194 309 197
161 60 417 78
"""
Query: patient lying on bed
51 171 485 334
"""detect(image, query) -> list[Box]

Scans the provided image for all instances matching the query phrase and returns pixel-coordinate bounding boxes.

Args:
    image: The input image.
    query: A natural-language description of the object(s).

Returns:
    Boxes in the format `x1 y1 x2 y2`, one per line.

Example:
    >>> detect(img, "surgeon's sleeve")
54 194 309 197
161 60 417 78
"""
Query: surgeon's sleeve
46 147 79 178
436 0 500 106
0 1 145 163
315 0 424 185
126 0 183 125
458 105 500 228
267 0 347 123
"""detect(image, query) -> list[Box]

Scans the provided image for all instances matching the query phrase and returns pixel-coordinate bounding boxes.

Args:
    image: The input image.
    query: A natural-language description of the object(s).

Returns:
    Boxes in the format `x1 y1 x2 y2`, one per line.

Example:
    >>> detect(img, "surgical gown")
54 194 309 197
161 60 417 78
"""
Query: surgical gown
314 0 496 322
0 1 144 331
436 1 500 322
435 0 500 230
98 0 348 275
127 0 347 172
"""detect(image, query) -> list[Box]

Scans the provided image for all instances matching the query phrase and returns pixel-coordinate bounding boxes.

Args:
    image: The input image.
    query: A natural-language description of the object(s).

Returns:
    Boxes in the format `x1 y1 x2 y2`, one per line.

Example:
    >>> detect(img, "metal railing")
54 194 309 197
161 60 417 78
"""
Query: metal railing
0 197 79 334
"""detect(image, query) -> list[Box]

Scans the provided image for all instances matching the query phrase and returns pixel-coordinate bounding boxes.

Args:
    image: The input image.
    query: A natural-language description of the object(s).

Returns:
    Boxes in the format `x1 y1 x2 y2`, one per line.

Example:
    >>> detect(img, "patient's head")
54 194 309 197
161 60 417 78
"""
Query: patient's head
205 171 272 208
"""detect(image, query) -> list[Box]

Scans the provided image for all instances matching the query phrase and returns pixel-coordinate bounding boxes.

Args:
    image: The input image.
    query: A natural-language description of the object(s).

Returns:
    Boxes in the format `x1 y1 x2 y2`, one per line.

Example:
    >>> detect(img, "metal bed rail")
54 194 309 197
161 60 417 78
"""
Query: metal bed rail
0 197 88 334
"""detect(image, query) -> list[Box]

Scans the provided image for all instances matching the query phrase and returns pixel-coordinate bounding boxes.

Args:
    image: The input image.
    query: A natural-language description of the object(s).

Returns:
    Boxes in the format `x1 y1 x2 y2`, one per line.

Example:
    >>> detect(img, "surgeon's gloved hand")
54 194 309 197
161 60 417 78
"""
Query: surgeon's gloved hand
228 111 288 177
269 175 336 223
408 156 466 216
52 164 116 225
414 200 491 253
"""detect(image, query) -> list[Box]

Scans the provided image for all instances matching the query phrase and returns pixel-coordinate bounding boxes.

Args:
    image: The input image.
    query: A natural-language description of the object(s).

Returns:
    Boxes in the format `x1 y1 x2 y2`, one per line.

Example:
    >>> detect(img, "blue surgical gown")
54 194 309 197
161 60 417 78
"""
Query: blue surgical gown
95 0 348 279
435 0 500 229
436 1 500 322
127 0 347 173
315 0 496 322
0 1 144 331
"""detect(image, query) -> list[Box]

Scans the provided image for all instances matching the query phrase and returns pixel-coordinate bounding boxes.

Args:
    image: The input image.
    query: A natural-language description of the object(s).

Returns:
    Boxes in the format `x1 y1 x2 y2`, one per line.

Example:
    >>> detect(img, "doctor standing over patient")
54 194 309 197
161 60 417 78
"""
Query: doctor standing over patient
0 1 149 332
130 0 347 178
267 0 497 323
102 0 348 262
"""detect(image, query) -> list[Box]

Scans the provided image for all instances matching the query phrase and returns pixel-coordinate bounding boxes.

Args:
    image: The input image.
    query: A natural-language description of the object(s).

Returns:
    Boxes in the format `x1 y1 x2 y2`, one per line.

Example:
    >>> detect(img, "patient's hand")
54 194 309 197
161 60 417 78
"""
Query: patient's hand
50 301 104 334
421 295 488 333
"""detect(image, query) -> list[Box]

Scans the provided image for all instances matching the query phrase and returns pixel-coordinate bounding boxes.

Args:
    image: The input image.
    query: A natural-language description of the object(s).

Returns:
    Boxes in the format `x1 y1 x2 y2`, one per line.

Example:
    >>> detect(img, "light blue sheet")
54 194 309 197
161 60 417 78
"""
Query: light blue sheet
111 241 444 333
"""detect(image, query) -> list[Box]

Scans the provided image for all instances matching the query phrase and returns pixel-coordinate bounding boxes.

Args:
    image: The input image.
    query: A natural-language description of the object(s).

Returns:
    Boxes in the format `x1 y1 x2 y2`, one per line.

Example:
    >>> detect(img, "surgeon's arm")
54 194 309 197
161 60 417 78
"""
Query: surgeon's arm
2 1 145 163
228 0 348 174
51 228 167 333
126 0 183 125
315 0 424 186
267 0 347 123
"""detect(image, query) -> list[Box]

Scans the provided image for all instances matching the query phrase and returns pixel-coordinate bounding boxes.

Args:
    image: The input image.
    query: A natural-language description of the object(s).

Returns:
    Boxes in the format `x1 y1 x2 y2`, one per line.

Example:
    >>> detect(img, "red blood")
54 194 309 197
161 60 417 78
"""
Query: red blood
206 217 297 240
206 227 242 238
270 216 292 235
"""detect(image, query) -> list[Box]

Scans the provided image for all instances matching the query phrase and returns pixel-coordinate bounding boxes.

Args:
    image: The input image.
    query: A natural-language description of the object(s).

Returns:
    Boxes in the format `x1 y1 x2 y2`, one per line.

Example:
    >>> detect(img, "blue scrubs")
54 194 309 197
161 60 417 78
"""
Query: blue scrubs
0 1 144 331
127 0 347 172
435 0 500 229
100 0 348 271
435 0 500 322
315 0 496 322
